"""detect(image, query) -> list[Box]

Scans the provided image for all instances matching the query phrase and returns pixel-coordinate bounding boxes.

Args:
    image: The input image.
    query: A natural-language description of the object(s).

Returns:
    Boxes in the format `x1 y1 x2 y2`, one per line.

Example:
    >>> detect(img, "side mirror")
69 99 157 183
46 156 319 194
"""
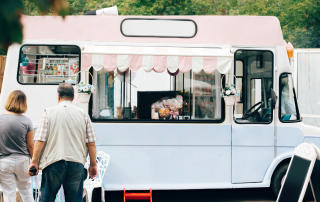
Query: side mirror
271 88 277 109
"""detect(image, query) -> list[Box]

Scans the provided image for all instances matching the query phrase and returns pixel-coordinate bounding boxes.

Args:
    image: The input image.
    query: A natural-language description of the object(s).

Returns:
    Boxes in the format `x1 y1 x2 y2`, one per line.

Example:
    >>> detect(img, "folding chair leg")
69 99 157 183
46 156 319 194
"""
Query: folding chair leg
101 188 105 202
310 180 317 202
85 188 94 202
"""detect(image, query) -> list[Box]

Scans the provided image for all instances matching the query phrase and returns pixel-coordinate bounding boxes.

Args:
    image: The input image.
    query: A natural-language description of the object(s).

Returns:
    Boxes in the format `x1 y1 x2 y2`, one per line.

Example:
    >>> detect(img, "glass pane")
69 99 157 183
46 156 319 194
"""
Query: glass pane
176 71 192 119
235 50 273 123
92 70 125 120
297 53 320 126
235 60 243 76
235 103 243 116
280 74 298 121
251 79 262 107
192 70 221 120
91 68 223 122
236 78 243 102
18 45 80 84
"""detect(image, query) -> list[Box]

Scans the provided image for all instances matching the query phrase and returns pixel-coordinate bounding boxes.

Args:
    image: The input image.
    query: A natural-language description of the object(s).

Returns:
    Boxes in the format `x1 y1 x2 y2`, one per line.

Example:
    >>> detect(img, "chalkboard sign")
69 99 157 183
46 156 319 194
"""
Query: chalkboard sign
277 156 311 202
277 143 317 202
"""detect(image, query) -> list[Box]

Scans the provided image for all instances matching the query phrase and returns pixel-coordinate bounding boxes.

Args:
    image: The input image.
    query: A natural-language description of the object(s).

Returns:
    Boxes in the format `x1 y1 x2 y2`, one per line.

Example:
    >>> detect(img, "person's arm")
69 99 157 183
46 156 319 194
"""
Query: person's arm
87 142 97 178
85 113 98 178
28 111 48 176
26 131 34 158
28 141 45 176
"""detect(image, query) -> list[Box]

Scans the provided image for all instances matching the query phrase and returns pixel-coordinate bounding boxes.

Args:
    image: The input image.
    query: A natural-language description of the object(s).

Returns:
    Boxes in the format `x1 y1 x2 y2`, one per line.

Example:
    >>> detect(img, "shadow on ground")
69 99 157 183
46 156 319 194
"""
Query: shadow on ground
100 188 314 202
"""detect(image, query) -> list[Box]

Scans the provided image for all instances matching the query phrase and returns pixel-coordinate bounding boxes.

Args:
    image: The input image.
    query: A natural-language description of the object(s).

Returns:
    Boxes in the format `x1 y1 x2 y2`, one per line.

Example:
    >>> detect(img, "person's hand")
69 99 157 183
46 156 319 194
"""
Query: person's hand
28 162 39 176
89 164 97 179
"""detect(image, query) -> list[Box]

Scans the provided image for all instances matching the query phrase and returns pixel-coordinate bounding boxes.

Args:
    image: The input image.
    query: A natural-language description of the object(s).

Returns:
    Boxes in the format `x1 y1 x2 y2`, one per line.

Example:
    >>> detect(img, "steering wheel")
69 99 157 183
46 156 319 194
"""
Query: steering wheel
243 101 264 120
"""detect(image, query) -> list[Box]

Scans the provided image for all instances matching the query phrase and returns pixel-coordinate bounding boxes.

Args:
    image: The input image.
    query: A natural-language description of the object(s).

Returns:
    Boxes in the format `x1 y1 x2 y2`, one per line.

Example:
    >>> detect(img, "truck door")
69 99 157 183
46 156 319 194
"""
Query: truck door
231 50 275 183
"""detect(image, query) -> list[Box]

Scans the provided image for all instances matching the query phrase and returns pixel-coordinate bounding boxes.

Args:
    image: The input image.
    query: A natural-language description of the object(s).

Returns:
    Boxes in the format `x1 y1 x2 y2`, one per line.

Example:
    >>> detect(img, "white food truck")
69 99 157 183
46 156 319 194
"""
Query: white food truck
1 14 319 197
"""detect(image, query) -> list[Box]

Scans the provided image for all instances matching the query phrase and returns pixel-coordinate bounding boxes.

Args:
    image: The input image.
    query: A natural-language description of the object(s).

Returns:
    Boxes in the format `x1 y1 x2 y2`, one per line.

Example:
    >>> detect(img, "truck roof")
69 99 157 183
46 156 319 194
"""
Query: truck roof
21 15 286 47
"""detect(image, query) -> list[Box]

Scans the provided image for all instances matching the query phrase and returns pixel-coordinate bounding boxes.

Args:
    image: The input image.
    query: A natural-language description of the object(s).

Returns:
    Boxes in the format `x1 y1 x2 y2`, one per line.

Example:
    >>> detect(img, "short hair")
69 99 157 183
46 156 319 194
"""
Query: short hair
5 90 27 113
57 83 74 100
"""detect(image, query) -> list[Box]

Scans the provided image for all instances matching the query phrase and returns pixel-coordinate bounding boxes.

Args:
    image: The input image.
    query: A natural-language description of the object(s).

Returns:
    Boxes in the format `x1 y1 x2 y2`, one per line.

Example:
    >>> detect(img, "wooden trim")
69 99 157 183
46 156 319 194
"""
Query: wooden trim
0 55 7 93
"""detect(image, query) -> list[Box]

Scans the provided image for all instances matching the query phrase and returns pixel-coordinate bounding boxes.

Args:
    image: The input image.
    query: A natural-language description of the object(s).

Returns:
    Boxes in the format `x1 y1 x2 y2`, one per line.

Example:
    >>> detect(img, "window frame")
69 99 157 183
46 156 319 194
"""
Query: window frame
279 72 301 123
235 60 244 103
17 44 81 85
88 68 226 123
120 18 198 38
234 49 274 125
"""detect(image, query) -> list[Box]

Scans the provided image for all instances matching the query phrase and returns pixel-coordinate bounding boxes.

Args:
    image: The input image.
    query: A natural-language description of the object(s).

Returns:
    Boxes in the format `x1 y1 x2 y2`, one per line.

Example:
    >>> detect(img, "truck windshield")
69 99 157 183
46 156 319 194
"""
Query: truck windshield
234 50 273 123
279 73 300 122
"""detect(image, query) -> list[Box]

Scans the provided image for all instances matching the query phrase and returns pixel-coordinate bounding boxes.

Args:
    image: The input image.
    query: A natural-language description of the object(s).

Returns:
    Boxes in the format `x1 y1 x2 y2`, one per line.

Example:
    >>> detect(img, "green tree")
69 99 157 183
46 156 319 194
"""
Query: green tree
0 47 6 55
228 0 320 48
64 0 219 16
0 0 68 50
116 0 212 15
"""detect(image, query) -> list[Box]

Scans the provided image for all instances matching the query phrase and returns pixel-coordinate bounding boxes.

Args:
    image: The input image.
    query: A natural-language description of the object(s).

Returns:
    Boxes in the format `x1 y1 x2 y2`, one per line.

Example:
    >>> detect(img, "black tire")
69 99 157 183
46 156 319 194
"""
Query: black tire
271 163 288 198
271 162 312 199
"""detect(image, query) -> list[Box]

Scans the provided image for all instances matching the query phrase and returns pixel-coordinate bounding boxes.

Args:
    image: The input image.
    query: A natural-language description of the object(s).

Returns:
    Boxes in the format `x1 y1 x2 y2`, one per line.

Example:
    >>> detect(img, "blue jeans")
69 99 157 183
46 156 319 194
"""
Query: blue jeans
40 160 84 202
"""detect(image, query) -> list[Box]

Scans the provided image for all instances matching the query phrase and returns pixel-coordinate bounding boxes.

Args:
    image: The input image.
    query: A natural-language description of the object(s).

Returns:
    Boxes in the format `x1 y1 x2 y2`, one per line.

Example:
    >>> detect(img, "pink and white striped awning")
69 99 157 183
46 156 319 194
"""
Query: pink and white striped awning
81 45 233 74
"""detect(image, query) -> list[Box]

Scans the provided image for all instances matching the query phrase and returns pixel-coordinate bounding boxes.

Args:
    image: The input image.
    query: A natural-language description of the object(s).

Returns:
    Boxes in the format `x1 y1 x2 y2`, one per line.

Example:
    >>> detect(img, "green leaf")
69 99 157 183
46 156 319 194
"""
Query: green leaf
0 0 69 48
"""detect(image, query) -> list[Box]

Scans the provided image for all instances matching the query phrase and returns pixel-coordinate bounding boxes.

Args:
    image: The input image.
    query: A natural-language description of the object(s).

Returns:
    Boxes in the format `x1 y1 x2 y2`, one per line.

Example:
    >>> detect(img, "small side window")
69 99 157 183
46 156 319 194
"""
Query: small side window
279 73 300 122
18 45 80 84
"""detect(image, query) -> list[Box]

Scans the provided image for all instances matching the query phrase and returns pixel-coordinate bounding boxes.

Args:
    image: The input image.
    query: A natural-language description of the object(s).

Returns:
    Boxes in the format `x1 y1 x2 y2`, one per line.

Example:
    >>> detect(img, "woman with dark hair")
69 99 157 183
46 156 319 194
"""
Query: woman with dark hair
0 90 34 202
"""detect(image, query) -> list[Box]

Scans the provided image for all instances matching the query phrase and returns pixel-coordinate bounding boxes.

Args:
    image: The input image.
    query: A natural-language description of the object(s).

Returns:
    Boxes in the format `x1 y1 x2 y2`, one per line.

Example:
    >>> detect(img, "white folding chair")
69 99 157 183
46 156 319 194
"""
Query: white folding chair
32 171 43 202
0 185 2 202
55 186 65 202
84 151 110 202
277 143 317 202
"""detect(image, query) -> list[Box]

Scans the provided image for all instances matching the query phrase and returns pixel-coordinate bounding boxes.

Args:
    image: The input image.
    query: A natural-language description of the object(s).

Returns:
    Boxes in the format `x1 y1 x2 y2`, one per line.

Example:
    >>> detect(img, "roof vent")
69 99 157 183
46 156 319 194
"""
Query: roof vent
84 5 118 16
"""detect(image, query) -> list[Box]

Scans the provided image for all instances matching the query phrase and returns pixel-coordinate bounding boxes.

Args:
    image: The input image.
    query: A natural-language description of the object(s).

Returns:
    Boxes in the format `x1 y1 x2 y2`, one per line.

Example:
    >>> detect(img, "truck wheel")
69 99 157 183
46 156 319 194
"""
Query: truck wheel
271 163 288 198
271 162 312 199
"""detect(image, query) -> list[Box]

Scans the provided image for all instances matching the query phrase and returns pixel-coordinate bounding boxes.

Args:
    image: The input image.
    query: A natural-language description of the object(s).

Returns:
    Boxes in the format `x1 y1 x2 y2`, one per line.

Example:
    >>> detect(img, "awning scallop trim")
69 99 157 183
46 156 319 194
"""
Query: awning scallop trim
81 45 233 74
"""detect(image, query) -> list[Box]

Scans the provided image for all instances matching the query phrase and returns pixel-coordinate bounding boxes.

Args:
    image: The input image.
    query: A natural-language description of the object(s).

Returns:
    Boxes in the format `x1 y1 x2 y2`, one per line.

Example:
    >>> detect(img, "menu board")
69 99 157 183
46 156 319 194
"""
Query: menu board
41 57 79 83
69 58 79 83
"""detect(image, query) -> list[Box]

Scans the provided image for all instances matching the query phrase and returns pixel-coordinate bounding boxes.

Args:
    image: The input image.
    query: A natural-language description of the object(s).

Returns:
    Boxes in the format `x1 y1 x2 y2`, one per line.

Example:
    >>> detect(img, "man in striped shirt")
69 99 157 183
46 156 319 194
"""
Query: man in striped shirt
28 83 97 202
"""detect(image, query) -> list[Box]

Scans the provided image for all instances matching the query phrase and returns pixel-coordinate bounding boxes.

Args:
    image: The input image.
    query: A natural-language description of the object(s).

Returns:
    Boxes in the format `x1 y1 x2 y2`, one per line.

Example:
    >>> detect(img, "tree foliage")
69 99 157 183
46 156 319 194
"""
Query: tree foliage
228 0 320 48
0 0 319 53
116 0 214 15
0 0 68 51
0 47 7 56
75 0 320 48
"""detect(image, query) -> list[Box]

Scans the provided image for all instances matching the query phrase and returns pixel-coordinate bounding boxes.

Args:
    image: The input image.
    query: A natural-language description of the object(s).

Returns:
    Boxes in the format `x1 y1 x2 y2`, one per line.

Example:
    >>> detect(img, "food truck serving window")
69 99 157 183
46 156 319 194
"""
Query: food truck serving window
89 68 224 123
17 45 81 84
